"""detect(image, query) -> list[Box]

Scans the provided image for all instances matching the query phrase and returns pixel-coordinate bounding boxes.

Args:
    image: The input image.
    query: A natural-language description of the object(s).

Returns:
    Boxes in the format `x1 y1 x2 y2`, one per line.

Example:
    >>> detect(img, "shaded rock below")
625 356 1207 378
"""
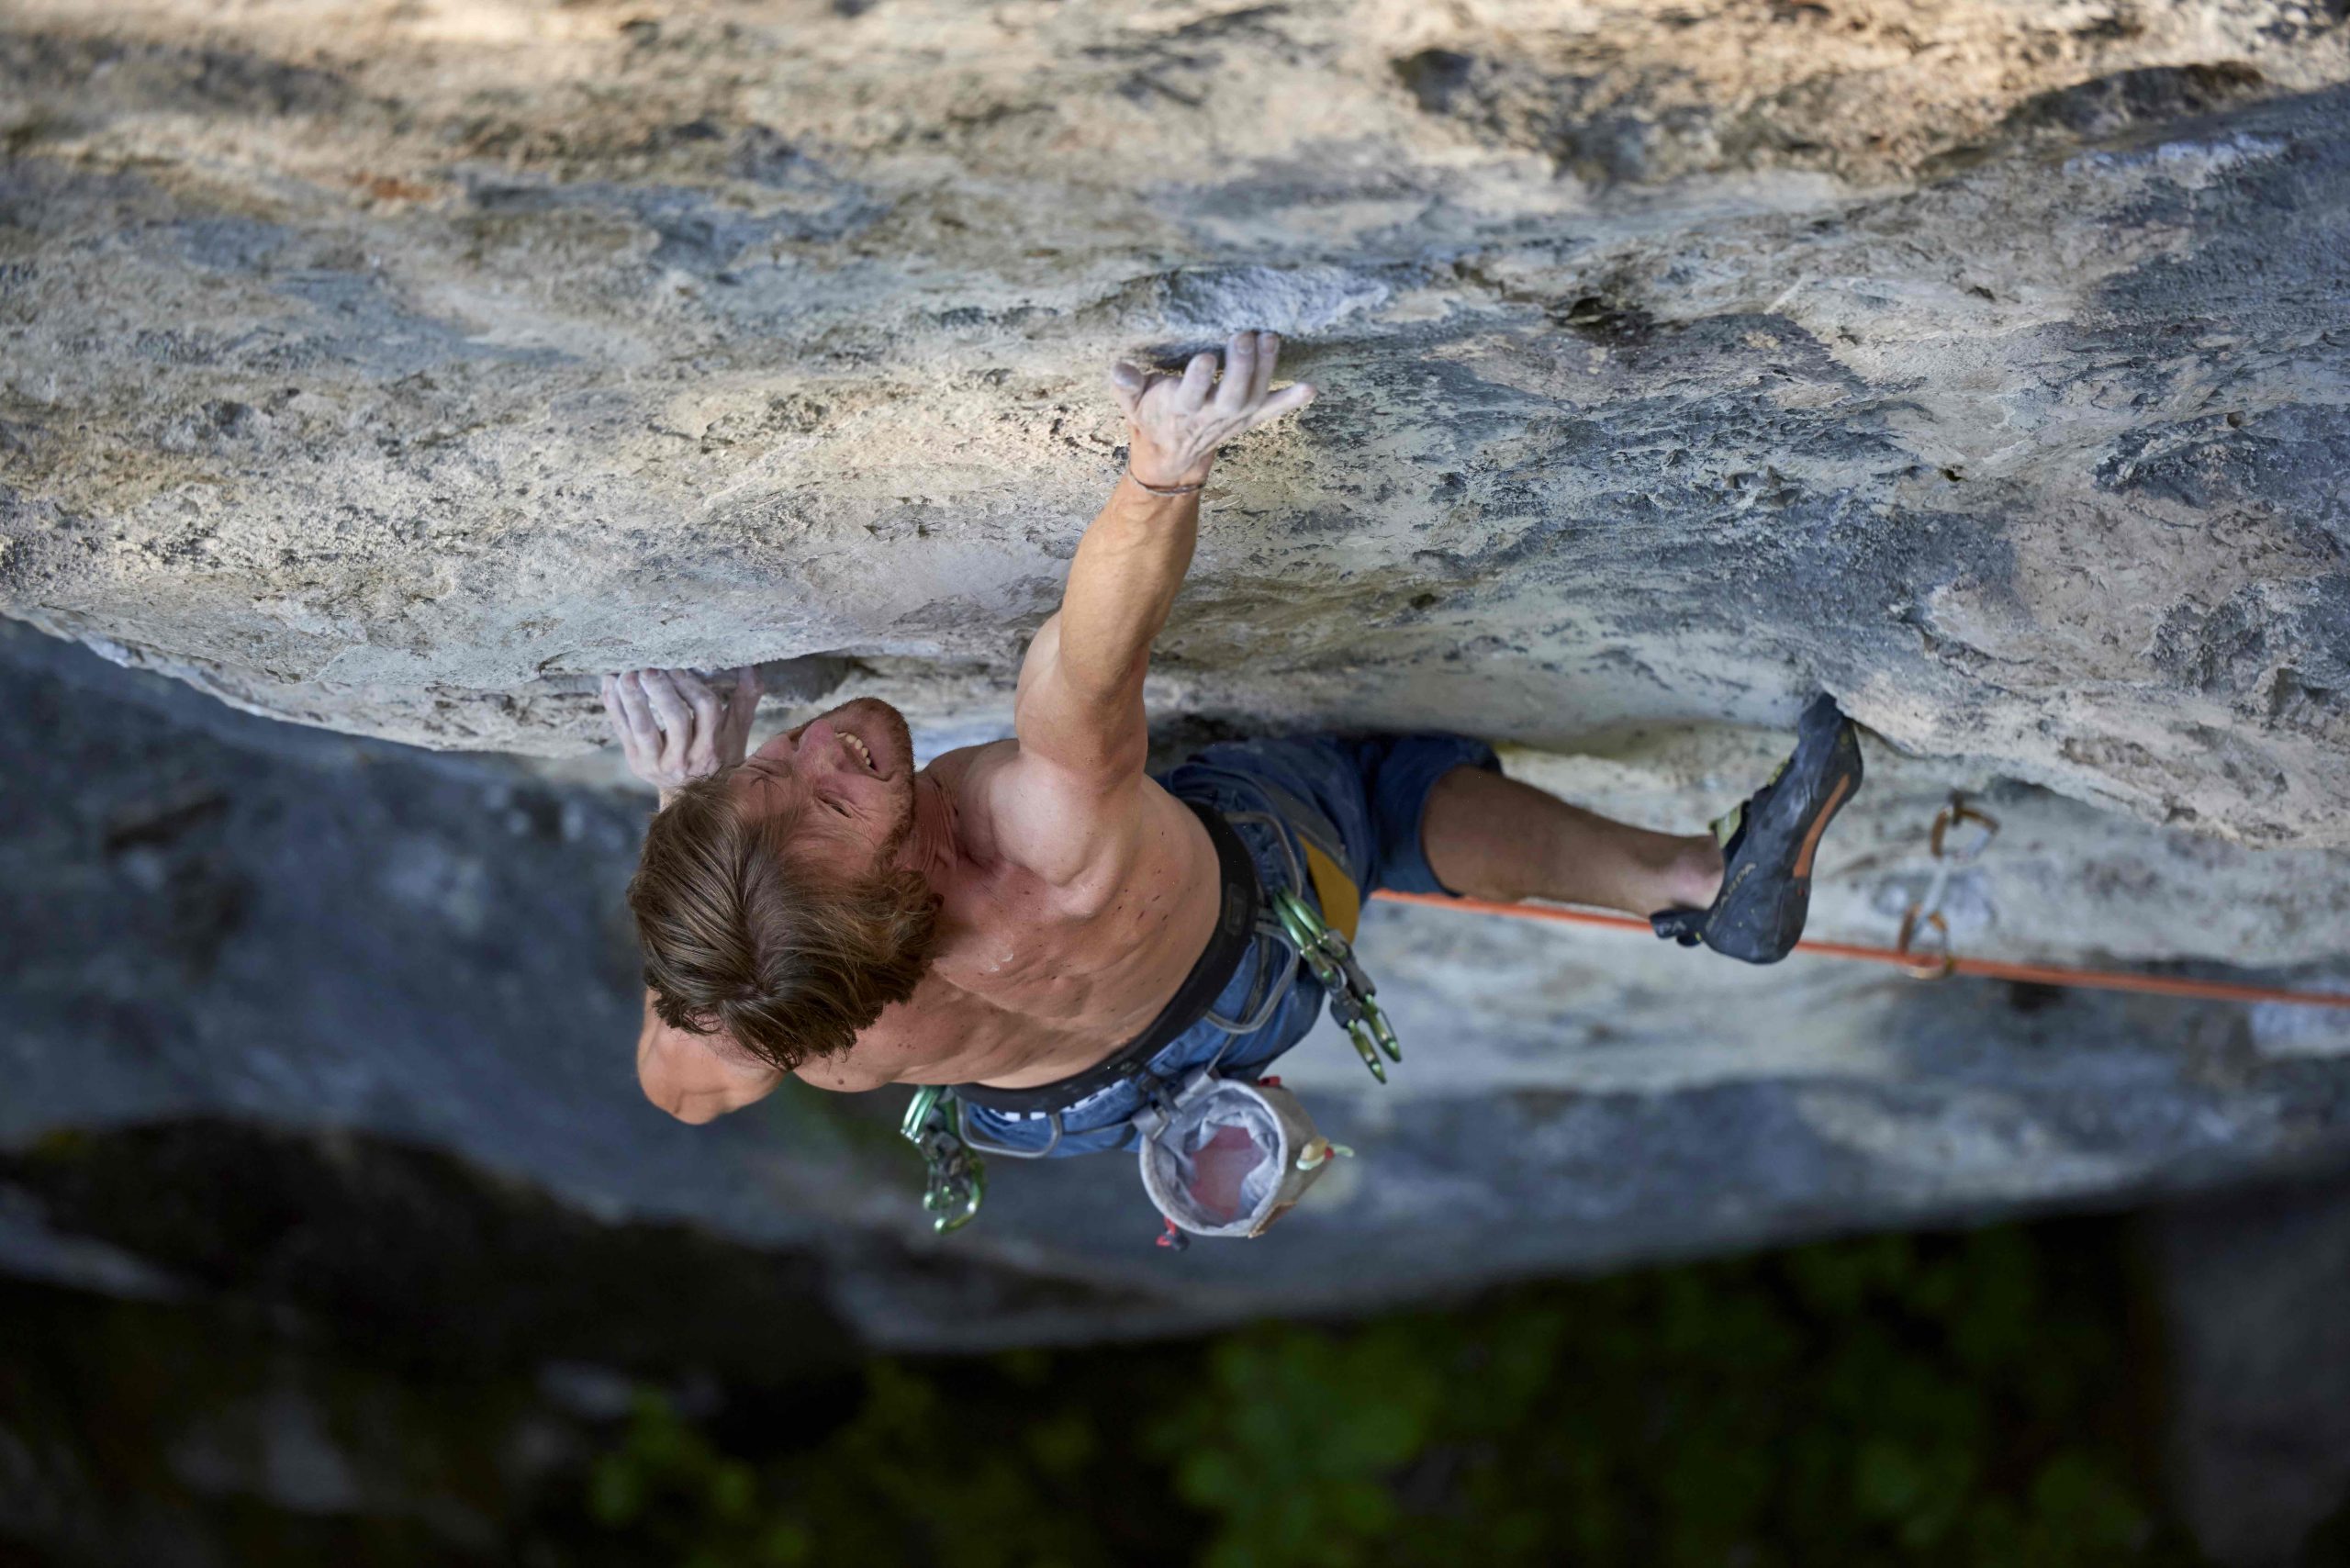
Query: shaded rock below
6 620 2350 1349
2159 1174 2350 1566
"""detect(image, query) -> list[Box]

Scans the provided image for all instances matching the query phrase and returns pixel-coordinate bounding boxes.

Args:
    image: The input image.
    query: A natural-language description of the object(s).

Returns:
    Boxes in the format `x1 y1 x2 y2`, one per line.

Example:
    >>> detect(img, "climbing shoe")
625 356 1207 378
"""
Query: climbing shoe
1650 693 1863 965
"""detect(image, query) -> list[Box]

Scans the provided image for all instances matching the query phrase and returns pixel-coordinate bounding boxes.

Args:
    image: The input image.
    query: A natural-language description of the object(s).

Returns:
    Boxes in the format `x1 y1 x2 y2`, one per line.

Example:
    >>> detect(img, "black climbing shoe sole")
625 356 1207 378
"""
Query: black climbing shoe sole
1651 694 1863 965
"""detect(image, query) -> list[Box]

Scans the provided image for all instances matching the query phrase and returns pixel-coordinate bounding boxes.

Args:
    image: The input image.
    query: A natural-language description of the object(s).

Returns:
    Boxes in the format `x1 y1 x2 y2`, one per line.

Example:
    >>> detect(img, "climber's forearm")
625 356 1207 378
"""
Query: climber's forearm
1053 473 1203 703
1010 332 1307 784
1008 474 1201 783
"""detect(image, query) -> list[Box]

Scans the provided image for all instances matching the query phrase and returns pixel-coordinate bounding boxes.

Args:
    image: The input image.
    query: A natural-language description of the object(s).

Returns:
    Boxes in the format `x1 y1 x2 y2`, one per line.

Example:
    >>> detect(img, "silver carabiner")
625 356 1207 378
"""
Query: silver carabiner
901 1085 986 1233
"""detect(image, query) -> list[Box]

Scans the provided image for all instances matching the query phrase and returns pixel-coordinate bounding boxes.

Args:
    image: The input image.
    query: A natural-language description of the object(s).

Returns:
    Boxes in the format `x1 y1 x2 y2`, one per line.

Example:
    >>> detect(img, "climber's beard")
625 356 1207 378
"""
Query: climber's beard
863 702 922 862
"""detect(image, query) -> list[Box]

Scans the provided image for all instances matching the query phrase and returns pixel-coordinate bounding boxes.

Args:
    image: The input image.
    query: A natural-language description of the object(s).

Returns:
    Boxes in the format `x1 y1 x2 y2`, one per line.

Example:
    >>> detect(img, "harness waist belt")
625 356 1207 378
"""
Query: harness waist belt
955 800 1261 1116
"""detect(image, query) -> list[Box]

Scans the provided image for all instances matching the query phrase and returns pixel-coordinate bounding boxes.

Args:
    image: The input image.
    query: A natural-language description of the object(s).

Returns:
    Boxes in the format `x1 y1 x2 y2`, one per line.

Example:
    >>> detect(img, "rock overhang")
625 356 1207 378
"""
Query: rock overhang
0 0 2344 844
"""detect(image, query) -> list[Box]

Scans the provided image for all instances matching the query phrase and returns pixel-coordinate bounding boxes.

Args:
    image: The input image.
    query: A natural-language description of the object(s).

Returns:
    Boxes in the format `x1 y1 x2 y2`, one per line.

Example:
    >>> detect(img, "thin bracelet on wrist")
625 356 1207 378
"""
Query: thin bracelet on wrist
1125 464 1204 497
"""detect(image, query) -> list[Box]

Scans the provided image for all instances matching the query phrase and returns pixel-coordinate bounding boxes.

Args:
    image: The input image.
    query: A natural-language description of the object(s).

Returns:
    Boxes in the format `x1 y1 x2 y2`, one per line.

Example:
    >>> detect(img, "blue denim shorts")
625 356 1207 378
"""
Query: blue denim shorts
958 733 1499 1158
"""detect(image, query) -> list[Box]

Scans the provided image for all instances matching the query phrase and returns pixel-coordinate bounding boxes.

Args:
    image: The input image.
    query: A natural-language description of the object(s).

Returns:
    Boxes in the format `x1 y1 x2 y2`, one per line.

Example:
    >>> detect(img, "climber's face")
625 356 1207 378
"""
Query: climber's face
734 696 920 876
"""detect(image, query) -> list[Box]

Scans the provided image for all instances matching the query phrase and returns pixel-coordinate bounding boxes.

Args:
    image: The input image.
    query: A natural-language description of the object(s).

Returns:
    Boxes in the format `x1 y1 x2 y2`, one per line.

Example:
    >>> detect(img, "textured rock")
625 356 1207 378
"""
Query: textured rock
3 0 2349 846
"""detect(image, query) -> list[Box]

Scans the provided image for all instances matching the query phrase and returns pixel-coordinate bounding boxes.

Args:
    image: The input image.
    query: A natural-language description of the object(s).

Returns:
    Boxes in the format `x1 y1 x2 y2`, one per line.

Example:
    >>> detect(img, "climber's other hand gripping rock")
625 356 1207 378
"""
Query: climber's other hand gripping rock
1109 330 1315 491
602 666 761 805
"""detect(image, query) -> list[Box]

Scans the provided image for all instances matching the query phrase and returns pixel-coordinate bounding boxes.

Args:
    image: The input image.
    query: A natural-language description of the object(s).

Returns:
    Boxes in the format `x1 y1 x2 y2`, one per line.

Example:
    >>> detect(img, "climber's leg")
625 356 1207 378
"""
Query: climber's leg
1420 766 1724 918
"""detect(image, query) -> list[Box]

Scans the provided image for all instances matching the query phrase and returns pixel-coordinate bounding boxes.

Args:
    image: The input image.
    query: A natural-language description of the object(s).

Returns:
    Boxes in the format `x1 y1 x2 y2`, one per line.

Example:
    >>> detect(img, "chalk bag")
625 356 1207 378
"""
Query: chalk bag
1136 1075 1348 1240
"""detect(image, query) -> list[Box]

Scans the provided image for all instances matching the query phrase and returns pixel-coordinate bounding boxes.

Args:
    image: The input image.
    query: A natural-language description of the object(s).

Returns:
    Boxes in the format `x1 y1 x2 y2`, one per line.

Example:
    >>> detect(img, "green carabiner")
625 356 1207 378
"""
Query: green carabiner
1269 889 1320 954
1361 995 1403 1063
1270 889 1400 1081
901 1085 986 1234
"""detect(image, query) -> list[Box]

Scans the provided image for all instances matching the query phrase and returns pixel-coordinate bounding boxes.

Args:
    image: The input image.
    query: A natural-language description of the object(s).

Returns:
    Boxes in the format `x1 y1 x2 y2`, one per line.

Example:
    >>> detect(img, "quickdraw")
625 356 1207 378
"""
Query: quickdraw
1895 792 2000 980
900 1083 985 1234
1269 887 1402 1082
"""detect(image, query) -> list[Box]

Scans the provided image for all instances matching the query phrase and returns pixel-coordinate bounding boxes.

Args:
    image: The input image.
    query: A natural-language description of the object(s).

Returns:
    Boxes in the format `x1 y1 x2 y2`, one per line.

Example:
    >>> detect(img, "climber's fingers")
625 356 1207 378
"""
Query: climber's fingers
610 673 662 764
638 670 696 766
1108 361 1147 420
1248 330 1280 406
1214 331 1257 416
672 670 722 769
1175 350 1217 412
724 666 761 742
600 676 640 763
670 668 716 710
1245 380 1316 432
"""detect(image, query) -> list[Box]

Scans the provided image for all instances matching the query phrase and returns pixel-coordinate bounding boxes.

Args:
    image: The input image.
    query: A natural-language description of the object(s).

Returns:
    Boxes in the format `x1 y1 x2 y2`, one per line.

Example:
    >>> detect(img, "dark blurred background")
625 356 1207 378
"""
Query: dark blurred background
5 626 2350 1568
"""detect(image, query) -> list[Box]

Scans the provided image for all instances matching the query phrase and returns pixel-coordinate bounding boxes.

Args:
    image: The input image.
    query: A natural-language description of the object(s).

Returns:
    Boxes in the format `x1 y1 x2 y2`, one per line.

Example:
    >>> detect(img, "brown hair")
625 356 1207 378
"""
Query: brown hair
626 769 940 1073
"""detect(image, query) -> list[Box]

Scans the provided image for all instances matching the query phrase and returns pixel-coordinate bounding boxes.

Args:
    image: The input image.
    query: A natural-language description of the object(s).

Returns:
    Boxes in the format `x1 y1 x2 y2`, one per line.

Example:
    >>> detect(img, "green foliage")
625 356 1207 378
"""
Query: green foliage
578 1358 1173 1568
1153 1326 1447 1567
587 1394 793 1568
571 1222 2206 1568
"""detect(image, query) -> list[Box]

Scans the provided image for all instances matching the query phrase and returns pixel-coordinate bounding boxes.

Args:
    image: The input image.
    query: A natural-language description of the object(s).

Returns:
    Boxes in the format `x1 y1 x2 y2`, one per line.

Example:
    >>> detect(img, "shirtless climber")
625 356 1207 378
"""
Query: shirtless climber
603 331 1862 1156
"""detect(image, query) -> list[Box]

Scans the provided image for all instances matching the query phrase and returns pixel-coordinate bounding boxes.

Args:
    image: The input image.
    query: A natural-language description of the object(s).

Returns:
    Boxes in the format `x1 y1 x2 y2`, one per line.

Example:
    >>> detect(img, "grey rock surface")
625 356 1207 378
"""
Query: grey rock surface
4 1 2349 846
8 622 2350 1348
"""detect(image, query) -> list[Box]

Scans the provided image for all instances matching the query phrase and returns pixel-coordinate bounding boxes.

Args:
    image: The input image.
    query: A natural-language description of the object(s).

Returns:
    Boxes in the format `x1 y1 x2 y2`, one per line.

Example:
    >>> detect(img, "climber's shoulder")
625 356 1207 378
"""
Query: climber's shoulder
947 732 1176 902
920 737 1004 801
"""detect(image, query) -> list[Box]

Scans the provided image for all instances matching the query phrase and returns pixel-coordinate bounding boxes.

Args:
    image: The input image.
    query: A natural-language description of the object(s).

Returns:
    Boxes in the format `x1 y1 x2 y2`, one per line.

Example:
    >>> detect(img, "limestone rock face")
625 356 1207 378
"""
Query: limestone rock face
4 1 2348 844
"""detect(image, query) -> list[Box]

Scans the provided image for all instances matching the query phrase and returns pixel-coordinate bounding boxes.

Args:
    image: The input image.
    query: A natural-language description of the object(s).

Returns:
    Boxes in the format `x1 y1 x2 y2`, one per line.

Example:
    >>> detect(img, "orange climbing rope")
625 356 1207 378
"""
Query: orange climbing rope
1369 890 2350 1011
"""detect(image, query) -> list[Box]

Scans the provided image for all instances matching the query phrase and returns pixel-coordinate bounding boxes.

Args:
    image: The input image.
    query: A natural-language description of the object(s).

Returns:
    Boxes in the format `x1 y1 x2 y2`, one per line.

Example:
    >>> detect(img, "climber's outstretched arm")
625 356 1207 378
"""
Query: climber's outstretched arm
1009 497 1194 789
996 333 1311 881
1013 331 1312 781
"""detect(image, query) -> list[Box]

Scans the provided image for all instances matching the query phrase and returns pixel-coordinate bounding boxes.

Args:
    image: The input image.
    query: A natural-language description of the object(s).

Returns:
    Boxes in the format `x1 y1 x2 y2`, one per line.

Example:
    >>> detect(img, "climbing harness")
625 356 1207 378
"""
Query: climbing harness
898 785 1395 1242
1894 792 2001 978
